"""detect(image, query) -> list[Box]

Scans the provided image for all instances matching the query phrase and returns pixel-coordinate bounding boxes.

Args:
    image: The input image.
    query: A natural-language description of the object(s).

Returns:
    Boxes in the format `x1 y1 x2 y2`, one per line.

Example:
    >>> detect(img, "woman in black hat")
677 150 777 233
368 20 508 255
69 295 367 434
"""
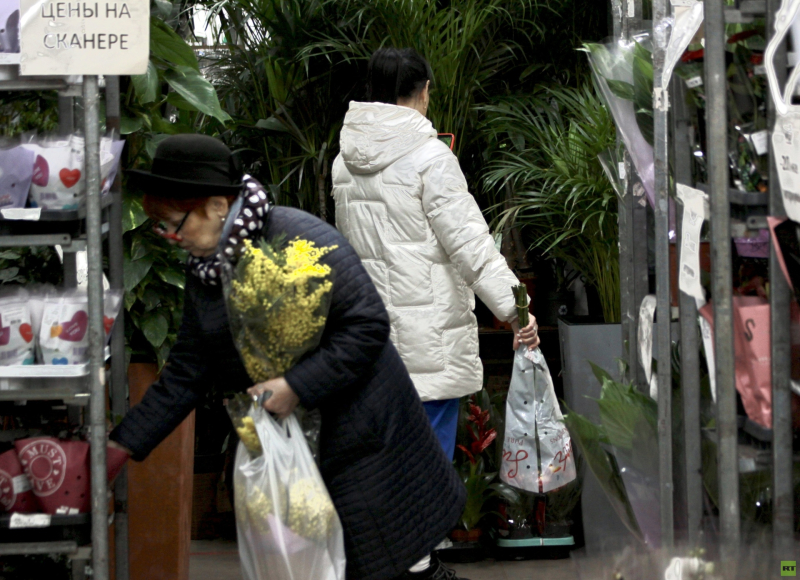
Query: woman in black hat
110 134 466 580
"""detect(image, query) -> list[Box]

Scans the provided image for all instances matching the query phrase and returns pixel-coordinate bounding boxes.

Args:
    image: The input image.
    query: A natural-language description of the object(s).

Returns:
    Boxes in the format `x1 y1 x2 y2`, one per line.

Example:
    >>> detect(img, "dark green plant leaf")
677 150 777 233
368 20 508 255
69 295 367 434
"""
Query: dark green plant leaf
150 17 199 70
140 309 169 348
122 195 149 232
0 251 21 260
255 117 290 132
605 79 635 101
132 61 160 104
164 66 232 124
153 263 185 289
120 116 144 135
124 254 154 292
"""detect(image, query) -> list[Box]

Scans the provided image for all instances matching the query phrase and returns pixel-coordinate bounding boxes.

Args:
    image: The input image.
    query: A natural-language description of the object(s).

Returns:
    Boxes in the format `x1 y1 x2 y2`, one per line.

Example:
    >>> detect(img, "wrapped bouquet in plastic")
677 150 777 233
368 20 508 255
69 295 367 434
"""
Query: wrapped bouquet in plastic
498 286 579 539
220 231 344 580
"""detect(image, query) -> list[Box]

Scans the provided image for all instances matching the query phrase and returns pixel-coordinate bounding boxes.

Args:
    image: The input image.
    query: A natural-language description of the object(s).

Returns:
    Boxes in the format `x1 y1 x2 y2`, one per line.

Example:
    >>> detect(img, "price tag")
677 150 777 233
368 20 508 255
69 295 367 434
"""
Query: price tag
772 114 800 223
670 0 696 5
747 130 769 156
754 64 767 76
12 474 30 494
10 513 51 528
685 76 703 89
676 184 709 308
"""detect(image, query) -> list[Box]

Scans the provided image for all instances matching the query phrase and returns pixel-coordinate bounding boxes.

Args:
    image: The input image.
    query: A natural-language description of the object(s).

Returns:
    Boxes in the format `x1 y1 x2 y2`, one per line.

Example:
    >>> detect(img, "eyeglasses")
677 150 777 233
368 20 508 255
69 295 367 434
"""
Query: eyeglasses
153 211 190 241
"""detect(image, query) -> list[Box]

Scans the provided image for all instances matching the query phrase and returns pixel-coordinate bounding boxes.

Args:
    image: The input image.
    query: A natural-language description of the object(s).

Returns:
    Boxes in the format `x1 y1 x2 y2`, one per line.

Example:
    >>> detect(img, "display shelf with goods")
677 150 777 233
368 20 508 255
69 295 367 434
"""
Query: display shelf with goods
0 58 127 580
587 0 797 574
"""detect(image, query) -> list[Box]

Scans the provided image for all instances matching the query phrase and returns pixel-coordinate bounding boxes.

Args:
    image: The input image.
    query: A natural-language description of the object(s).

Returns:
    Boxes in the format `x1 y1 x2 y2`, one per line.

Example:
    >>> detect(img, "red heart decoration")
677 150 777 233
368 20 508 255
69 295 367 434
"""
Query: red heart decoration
103 316 114 335
19 323 33 344
32 155 49 187
59 168 81 189
59 311 88 342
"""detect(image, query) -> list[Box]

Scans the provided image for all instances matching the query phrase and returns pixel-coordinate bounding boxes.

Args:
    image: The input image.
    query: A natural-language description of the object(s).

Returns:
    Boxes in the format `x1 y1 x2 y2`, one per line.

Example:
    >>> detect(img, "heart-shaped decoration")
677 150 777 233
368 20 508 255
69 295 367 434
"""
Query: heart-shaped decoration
50 325 63 338
19 323 33 343
51 357 68 365
103 316 114 335
32 155 49 186
59 168 81 189
59 311 88 342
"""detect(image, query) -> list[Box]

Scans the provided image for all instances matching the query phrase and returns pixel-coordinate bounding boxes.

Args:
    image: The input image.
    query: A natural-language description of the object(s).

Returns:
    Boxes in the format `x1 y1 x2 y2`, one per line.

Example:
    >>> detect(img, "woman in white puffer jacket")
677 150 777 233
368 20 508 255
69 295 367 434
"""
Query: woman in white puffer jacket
332 48 539 464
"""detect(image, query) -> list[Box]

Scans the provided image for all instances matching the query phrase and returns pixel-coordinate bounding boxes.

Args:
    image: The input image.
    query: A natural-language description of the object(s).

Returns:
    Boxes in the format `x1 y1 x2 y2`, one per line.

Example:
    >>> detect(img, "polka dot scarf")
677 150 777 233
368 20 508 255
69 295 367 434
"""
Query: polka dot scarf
188 177 271 286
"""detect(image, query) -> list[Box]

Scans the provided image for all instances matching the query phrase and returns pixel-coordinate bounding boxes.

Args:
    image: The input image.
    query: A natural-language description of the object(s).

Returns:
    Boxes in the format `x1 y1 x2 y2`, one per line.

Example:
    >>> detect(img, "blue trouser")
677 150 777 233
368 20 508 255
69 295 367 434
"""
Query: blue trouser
422 398 461 461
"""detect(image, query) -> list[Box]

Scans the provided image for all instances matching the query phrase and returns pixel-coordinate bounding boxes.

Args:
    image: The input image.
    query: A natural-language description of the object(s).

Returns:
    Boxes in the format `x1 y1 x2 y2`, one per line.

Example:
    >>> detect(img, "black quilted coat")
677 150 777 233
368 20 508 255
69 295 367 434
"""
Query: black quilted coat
111 206 466 580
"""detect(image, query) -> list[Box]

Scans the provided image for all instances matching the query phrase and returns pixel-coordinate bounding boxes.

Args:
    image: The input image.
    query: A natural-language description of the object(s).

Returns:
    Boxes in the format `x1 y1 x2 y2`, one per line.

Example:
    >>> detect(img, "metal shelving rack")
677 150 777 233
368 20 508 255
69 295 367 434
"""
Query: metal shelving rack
0 57 127 580
614 0 796 566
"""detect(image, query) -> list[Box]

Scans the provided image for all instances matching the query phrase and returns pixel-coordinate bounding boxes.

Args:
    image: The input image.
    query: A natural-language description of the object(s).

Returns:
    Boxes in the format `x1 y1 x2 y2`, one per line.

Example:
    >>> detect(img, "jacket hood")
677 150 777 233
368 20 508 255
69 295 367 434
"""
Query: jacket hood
339 101 437 174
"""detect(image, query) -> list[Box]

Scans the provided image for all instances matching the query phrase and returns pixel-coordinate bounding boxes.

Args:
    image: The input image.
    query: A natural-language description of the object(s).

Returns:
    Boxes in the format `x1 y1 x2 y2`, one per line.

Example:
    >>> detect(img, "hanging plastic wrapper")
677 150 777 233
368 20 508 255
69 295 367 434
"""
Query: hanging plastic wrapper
227 397 345 580
767 0 800 223
585 35 656 209
501 286 576 494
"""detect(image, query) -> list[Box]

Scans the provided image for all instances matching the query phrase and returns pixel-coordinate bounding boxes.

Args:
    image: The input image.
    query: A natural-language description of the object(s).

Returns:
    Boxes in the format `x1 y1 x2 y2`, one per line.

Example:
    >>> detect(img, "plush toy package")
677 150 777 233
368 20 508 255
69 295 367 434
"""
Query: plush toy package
0 448 38 514
14 437 90 515
38 290 122 365
0 289 36 366
22 136 124 210
0 3 19 53
0 147 35 209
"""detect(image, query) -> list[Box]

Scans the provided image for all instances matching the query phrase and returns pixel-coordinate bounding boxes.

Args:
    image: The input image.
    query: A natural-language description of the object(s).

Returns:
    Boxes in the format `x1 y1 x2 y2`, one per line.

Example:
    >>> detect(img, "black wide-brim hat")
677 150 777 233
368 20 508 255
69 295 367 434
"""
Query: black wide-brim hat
126 134 243 199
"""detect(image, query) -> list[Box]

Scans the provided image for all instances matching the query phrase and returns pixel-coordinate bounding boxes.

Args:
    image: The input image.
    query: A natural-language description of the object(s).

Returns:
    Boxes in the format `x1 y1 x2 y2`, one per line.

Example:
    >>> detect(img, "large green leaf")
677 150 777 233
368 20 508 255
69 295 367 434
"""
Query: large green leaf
164 66 232 124
140 309 169 348
120 116 144 135
605 79 635 102
153 263 185 289
132 61 160 104
122 195 149 232
124 253 154 292
150 17 199 70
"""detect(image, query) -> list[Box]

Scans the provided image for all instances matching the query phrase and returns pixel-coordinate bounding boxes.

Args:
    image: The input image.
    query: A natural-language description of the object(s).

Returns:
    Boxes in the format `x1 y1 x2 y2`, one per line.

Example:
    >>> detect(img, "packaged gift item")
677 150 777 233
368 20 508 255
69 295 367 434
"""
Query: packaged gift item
0 146 35 210
14 437 90 514
21 135 124 210
0 288 35 366
38 290 122 365
0 3 19 53
0 448 38 513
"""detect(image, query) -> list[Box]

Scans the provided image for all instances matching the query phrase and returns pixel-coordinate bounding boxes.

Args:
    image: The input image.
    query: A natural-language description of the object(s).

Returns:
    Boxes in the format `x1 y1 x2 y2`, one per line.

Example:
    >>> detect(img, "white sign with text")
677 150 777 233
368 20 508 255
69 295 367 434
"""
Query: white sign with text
19 0 149 75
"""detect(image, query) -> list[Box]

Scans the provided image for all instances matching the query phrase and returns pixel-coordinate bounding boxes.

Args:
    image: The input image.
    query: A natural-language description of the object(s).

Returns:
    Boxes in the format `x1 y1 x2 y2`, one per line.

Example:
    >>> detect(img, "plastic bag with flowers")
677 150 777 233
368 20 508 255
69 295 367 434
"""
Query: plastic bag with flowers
220 231 345 580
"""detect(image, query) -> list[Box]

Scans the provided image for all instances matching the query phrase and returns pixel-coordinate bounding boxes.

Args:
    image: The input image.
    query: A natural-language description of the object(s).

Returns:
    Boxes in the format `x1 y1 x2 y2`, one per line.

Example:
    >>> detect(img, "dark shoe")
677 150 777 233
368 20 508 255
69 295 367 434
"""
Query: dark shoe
404 556 471 580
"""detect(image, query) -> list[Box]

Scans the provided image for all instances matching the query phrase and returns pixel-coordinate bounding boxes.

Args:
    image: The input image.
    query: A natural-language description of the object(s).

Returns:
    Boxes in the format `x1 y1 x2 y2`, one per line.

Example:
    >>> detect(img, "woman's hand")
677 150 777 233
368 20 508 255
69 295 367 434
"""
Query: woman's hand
247 377 300 419
510 315 540 350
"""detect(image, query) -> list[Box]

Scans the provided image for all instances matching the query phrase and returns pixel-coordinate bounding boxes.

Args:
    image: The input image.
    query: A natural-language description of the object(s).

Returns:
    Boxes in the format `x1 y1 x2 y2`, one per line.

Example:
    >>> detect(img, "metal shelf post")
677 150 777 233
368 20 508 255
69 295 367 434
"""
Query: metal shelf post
83 75 110 580
703 0 741 561
766 0 796 558
652 0 674 549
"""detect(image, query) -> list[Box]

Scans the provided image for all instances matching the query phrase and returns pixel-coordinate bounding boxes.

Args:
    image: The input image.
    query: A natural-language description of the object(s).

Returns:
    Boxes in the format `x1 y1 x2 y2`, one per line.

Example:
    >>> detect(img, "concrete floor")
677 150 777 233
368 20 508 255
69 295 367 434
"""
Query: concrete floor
189 540 578 580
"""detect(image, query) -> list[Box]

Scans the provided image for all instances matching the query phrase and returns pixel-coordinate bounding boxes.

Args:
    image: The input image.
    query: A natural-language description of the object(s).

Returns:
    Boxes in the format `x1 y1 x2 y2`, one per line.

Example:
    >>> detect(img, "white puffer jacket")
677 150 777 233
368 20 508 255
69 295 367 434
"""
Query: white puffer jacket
332 101 520 401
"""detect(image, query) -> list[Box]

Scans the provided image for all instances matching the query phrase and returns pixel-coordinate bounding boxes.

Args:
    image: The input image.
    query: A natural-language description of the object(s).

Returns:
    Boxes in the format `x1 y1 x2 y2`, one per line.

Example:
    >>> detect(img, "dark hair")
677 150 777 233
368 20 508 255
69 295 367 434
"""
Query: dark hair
366 47 432 105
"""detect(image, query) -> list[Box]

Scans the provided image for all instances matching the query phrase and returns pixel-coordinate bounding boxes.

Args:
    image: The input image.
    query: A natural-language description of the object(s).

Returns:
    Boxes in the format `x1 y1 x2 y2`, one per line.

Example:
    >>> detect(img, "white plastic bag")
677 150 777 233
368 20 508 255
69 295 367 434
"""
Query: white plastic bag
501 347 577 494
234 409 345 580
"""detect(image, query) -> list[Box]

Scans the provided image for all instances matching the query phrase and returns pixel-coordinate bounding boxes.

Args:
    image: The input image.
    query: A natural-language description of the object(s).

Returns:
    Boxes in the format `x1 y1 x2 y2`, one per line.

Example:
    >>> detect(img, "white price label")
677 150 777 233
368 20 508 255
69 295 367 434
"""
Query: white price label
9 513 51 528
754 64 767 76
747 130 769 156
670 0 696 5
685 76 703 89
773 113 800 223
12 475 30 494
